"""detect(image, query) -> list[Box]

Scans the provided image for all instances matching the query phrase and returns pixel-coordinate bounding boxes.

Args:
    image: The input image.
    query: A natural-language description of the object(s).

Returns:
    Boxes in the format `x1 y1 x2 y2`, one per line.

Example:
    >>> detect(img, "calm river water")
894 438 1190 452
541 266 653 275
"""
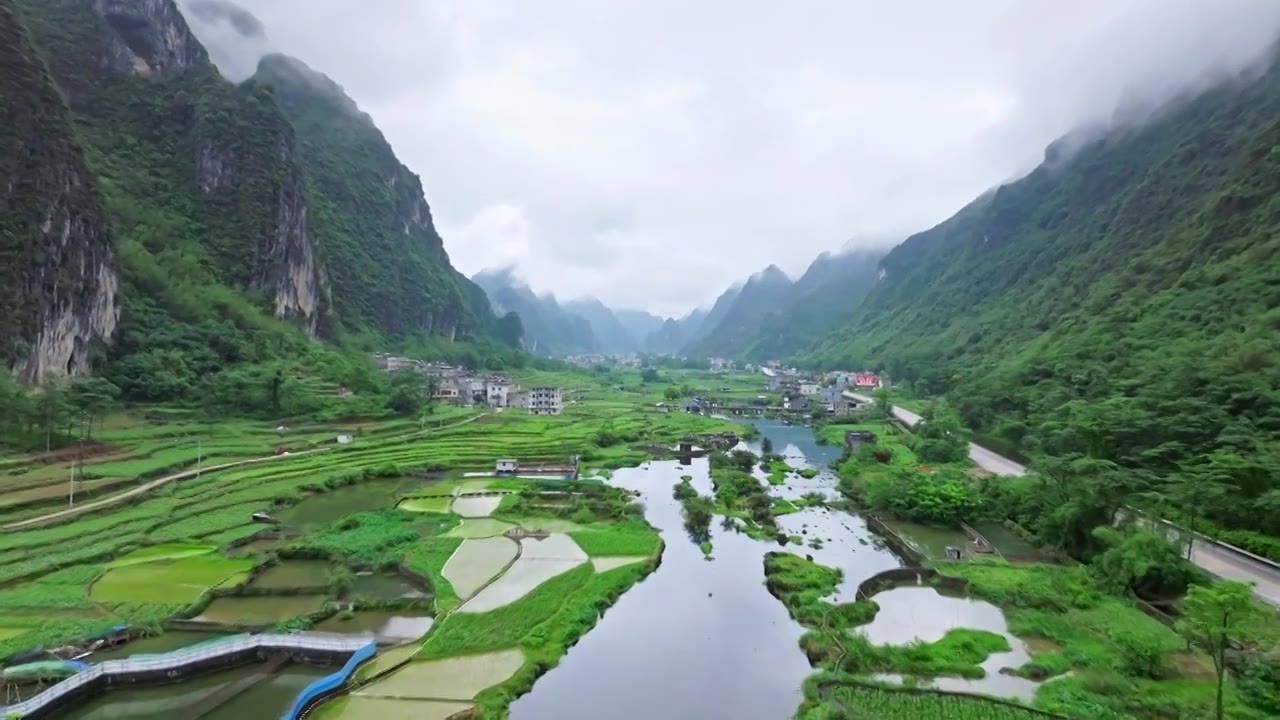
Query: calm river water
510 418 904 720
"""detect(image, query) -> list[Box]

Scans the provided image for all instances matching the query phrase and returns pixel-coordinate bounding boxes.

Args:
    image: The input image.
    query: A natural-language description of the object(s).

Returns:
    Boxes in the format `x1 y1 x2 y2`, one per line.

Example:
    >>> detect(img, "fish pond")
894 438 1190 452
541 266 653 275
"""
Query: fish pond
60 661 328 720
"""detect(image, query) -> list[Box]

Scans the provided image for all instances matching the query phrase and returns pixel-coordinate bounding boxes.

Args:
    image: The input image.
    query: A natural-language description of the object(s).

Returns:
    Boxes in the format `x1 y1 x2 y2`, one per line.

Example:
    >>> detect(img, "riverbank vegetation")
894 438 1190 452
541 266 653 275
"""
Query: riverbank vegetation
765 544 1278 720
0 366 727 676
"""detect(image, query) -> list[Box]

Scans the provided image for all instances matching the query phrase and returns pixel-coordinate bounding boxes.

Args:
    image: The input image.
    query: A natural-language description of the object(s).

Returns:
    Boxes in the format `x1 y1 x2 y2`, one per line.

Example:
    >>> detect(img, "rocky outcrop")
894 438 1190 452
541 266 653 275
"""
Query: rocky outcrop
253 53 497 341
1 0 118 380
257 144 329 337
90 0 208 75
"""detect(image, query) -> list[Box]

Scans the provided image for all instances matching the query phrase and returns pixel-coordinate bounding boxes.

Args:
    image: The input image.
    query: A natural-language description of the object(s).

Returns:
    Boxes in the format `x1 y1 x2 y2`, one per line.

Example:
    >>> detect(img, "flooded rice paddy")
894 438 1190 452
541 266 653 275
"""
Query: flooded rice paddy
275 477 433 531
194 594 328 625
249 559 332 590
450 494 504 517
461 534 588 613
443 536 520 599
313 610 434 641
357 648 524 701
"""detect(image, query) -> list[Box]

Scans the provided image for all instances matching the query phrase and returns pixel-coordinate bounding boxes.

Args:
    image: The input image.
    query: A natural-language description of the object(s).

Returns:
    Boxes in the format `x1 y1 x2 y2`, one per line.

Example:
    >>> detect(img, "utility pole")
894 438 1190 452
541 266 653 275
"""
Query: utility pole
196 438 203 479
68 460 75 507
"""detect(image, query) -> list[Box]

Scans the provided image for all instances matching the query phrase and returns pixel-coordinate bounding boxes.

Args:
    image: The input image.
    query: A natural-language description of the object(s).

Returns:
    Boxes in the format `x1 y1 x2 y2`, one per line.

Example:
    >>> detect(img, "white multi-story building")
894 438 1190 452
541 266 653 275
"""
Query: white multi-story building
527 386 563 415
485 377 516 407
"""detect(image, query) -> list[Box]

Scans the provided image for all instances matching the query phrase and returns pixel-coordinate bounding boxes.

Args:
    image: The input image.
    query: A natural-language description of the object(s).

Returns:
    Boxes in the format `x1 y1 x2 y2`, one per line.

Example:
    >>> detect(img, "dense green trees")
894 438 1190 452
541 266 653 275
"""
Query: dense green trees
862 466 981 526
912 404 969 464
1178 581 1256 720
799 46 1280 548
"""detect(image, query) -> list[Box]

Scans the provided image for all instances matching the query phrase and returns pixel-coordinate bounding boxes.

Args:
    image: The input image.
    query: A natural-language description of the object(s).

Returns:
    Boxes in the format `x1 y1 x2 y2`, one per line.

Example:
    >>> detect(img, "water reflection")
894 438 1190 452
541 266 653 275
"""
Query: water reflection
509 457 814 720
860 586 1043 700
511 418 907 720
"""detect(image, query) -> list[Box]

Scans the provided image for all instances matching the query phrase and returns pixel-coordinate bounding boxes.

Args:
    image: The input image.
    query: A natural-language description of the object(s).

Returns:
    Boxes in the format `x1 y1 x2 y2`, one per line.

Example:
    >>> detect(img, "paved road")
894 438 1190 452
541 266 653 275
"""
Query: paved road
842 389 1280 606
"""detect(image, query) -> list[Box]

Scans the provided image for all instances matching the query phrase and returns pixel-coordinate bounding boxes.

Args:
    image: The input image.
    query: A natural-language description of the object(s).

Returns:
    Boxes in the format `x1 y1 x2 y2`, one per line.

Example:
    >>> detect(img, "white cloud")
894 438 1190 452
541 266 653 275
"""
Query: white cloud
195 0 1280 317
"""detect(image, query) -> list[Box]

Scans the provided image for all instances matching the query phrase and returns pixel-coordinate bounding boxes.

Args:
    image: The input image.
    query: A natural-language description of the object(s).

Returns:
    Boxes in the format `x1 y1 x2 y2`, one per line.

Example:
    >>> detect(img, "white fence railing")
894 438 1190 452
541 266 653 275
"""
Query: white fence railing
1 632 372 717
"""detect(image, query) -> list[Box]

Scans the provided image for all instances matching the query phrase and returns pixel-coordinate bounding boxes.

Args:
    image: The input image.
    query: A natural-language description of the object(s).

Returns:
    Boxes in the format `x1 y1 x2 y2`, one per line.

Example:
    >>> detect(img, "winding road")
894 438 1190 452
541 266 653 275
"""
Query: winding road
843 390 1280 607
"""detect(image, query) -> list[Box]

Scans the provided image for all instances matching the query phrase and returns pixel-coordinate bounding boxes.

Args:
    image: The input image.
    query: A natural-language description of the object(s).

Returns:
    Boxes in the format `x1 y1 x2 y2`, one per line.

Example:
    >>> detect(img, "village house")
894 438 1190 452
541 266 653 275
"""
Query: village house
799 381 821 396
486 377 517 407
783 393 810 412
854 372 881 389
828 399 854 417
527 386 563 415
683 398 707 414
496 459 519 474
819 386 844 406
432 379 461 402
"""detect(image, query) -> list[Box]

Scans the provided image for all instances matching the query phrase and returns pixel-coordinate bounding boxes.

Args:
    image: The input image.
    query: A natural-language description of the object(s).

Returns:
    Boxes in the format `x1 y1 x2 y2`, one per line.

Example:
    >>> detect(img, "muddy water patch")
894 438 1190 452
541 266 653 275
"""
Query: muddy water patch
250 559 332 590
348 572 426 600
314 610 433 642
194 594 327 625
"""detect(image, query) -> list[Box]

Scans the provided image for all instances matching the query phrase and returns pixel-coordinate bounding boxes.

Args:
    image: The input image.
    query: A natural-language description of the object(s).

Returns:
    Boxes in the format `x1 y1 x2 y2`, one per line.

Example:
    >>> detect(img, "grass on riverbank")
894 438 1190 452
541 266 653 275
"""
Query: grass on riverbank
765 553 1056 719
798 673 1054 720
935 560 1272 720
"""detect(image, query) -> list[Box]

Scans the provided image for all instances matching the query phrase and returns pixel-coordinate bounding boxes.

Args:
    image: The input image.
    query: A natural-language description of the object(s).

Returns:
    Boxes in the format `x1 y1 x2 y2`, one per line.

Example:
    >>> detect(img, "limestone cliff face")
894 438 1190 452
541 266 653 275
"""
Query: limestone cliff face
1 0 119 380
258 141 330 337
191 110 331 337
253 53 495 341
90 0 207 75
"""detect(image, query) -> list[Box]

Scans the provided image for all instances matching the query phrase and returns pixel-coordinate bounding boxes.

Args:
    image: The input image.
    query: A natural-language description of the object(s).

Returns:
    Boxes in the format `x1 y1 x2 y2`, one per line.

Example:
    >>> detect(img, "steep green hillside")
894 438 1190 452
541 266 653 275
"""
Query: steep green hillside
8 0 505 400
803 61 1280 538
0 0 116 380
684 265 792 358
742 250 881 362
253 53 496 342
15 0 335 399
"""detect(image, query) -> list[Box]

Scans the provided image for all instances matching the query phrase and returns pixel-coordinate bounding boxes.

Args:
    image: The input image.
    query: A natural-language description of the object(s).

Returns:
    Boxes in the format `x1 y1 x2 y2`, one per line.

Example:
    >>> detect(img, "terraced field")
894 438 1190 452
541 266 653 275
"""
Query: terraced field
0 371 733 714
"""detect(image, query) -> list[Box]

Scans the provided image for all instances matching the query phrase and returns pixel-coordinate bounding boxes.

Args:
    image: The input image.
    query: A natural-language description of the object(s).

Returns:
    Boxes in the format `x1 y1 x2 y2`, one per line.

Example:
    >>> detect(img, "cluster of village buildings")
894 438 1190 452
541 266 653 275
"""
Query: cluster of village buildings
764 366 881 415
565 353 742 371
373 354 563 415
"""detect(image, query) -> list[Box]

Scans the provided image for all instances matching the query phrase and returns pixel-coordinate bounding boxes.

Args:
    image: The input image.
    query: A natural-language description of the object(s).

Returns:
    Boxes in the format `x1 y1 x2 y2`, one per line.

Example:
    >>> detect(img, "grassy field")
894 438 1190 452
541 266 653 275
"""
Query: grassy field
90 555 257 604
0 366 741 718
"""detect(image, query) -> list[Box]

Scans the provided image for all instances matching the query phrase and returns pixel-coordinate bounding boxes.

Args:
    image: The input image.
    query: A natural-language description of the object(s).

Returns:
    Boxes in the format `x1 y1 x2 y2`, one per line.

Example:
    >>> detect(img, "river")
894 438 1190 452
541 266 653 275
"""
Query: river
510 418 905 719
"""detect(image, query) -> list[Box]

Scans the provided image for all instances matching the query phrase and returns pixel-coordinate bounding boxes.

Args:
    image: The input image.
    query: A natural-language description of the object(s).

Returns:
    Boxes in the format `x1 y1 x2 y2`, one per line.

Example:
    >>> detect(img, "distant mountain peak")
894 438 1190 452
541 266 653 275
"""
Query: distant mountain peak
254 53 365 119
750 264 791 284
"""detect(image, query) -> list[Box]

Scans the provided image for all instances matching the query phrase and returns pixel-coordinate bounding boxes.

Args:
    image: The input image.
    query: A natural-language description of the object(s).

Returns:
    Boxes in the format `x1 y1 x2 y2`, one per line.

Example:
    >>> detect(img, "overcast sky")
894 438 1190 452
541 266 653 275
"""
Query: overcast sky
185 1 1280 318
